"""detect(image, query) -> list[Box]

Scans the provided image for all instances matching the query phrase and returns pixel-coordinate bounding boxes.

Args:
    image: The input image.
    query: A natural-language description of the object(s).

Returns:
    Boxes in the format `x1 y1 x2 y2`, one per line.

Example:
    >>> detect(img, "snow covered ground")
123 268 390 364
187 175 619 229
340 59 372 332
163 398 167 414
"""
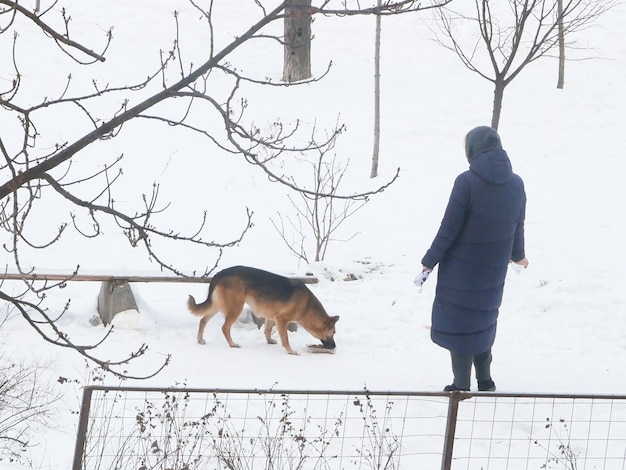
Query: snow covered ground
1 0 626 468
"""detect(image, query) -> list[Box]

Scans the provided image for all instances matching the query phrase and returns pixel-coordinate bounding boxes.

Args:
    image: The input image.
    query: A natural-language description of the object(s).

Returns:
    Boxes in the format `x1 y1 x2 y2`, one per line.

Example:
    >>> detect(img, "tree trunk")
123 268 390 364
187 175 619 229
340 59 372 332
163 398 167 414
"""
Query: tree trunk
370 2 382 179
282 0 312 83
557 0 565 89
490 78 505 130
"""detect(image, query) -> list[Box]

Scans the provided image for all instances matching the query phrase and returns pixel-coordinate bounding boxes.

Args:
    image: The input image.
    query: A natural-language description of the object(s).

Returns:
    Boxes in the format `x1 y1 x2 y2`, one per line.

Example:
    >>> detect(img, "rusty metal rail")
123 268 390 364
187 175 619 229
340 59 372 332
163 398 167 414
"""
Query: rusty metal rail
1 271 318 284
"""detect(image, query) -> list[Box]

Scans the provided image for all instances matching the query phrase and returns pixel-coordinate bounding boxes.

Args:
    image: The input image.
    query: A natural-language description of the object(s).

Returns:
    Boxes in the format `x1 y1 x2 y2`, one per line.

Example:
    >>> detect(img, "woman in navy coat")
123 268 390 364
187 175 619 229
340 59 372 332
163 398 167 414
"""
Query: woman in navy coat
421 126 528 392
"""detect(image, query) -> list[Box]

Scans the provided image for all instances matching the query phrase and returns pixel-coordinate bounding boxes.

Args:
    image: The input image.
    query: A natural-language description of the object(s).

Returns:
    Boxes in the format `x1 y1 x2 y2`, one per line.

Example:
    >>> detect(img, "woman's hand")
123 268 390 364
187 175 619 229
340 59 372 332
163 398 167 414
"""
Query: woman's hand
512 257 529 269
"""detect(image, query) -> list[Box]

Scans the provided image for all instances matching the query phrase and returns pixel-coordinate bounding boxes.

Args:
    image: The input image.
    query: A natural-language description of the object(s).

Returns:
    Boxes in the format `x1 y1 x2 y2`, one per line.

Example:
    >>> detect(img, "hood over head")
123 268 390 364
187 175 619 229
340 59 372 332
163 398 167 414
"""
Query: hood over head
465 126 513 184
465 126 502 161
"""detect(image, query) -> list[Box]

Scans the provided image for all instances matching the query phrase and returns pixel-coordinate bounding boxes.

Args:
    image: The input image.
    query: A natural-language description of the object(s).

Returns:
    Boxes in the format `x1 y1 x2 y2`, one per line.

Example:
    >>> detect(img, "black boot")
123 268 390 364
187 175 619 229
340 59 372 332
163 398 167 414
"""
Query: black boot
478 379 496 391
443 384 470 392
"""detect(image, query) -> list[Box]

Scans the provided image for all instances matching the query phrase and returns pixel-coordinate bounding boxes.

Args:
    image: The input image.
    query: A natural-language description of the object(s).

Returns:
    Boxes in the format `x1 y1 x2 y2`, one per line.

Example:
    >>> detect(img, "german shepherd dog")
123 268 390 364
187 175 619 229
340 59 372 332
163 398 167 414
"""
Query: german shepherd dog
187 266 339 355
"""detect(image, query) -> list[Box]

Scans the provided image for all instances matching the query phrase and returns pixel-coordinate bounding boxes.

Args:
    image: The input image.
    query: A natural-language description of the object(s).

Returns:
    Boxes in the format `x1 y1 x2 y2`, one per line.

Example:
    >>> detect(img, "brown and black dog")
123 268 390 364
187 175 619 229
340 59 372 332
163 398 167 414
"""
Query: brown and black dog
187 265 339 355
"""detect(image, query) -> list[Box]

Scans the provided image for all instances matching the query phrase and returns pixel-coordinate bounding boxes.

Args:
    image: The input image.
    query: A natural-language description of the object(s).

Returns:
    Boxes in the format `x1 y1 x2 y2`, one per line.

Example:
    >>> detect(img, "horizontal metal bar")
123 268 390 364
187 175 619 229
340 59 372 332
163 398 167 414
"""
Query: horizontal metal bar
1 272 318 284
81 385 626 401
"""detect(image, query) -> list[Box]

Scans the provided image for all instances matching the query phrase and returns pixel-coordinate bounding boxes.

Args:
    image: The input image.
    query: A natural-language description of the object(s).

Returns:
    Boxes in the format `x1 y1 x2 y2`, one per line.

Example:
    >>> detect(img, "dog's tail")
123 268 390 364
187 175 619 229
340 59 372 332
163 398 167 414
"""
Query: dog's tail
187 292 212 316
188 274 221 316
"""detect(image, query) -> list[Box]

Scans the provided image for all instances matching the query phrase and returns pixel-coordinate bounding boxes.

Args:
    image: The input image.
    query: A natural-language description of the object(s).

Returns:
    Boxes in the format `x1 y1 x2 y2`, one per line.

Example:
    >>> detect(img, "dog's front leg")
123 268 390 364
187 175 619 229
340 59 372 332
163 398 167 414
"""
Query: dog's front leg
275 319 298 355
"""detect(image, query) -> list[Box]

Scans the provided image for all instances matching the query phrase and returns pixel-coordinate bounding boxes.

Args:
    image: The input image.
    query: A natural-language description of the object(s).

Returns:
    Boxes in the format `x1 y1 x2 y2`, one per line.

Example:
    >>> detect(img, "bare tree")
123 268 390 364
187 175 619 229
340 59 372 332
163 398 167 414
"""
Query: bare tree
270 125 384 263
0 349 60 463
0 1 410 378
283 0 313 82
557 0 565 88
316 0 453 176
371 0 383 179
432 0 615 129
282 0 454 84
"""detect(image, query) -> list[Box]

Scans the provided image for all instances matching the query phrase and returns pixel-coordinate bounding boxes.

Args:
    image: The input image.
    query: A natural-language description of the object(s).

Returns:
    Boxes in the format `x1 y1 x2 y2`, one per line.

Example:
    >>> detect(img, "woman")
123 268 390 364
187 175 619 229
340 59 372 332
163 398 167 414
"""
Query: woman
421 126 529 392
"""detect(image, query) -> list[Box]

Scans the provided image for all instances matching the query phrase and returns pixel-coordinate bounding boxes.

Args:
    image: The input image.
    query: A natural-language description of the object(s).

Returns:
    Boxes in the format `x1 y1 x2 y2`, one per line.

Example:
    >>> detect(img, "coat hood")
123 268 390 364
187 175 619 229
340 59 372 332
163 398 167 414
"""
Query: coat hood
469 149 513 184
465 126 502 160
465 126 512 184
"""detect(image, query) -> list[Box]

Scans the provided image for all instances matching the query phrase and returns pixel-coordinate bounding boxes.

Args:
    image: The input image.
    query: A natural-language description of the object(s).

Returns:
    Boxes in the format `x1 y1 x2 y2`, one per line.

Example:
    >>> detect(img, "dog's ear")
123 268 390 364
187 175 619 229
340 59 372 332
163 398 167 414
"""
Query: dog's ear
331 315 340 324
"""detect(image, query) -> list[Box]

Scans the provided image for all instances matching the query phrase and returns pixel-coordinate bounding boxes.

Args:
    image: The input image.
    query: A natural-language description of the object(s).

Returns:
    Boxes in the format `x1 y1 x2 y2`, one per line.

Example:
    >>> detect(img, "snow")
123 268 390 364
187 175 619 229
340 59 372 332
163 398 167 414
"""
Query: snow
2 0 626 468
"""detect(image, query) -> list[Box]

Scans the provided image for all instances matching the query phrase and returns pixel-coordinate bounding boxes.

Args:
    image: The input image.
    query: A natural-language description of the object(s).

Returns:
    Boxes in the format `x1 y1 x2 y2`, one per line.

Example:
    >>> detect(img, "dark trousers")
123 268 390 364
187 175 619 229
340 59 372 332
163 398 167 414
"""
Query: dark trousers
450 349 492 390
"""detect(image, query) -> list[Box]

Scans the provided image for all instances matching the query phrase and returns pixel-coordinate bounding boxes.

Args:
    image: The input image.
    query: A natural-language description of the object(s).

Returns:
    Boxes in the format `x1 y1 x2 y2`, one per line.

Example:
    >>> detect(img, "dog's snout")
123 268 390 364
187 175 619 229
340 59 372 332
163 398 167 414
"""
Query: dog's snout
321 338 336 350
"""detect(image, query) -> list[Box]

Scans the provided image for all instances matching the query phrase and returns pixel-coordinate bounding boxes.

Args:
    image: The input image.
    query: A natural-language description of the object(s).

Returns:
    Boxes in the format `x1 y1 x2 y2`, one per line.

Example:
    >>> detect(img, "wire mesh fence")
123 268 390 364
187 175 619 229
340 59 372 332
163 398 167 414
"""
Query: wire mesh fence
72 386 626 470
448 393 626 469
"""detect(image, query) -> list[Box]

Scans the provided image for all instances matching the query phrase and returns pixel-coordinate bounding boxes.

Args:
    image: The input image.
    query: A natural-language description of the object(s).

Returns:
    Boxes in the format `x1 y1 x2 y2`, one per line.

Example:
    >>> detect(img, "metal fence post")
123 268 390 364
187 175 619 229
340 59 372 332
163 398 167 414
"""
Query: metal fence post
441 392 463 470
72 386 94 470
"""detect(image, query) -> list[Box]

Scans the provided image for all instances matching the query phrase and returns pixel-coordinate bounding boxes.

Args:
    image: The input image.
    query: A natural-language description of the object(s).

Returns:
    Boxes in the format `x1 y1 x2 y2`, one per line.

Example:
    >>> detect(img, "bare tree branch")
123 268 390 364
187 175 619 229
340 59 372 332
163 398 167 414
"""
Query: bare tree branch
0 289 170 380
430 0 615 128
0 0 418 378
0 0 110 63
315 0 454 16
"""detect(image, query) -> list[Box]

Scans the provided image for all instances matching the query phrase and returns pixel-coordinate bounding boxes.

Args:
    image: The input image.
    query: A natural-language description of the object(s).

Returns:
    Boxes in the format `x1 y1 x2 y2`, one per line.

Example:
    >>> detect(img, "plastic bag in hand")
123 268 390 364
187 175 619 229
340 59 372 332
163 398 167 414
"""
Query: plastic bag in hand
414 270 431 292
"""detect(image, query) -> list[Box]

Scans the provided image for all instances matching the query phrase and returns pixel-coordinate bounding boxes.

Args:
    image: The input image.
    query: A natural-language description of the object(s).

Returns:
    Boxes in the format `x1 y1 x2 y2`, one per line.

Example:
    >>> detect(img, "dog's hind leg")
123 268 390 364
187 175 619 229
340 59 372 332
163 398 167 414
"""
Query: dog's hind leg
191 292 221 345
197 315 209 345
264 319 277 345
197 309 219 345
221 309 241 348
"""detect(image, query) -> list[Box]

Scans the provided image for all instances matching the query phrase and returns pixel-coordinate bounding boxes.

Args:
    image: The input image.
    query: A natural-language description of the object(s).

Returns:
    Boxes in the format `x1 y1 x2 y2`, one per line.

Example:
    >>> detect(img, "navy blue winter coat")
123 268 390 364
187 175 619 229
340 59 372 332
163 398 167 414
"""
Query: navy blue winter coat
421 127 526 355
